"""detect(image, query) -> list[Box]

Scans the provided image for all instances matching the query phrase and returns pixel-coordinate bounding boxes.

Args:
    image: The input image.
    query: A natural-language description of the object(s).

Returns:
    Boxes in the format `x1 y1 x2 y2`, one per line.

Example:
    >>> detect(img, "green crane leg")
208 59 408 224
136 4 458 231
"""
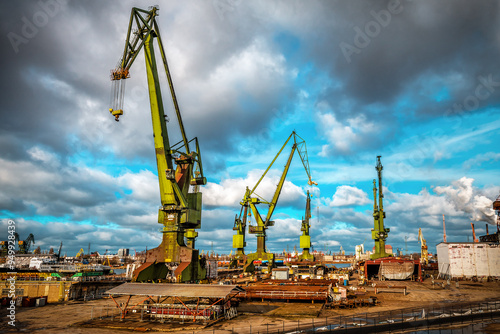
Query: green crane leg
132 33 205 283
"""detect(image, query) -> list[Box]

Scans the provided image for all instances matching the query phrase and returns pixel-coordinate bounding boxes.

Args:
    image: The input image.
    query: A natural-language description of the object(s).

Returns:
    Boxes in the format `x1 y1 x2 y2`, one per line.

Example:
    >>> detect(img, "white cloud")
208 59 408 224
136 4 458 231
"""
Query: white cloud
117 170 158 203
328 185 370 207
464 152 500 169
317 106 377 155
27 146 61 168
433 177 496 224
203 169 306 207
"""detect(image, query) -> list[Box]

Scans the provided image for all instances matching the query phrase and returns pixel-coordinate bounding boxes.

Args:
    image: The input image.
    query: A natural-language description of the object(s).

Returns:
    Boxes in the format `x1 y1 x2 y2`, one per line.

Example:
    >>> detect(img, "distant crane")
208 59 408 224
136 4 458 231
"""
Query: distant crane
370 156 391 259
231 202 249 267
18 233 35 254
56 242 63 261
418 228 428 265
76 248 85 258
234 131 316 271
298 190 314 261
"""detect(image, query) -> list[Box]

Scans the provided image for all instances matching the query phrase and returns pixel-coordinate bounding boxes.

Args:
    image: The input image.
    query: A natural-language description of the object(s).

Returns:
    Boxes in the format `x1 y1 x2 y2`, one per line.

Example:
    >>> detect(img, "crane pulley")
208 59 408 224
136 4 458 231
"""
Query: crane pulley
234 131 317 271
109 6 206 282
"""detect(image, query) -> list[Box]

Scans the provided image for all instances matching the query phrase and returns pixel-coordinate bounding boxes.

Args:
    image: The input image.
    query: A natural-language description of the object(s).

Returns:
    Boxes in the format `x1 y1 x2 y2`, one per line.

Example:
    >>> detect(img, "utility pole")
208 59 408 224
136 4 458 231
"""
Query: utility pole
404 236 408 255
443 214 447 242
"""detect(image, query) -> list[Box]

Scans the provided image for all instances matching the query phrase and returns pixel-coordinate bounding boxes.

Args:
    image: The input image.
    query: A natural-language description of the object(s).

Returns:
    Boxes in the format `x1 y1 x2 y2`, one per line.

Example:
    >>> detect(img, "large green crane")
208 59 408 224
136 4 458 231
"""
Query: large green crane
109 6 207 282
235 131 316 272
370 156 391 259
298 190 314 261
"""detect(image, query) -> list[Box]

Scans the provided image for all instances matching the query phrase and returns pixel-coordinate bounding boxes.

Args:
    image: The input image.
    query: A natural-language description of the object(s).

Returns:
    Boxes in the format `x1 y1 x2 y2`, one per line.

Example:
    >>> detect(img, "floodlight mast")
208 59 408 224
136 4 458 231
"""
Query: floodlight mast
109 6 206 282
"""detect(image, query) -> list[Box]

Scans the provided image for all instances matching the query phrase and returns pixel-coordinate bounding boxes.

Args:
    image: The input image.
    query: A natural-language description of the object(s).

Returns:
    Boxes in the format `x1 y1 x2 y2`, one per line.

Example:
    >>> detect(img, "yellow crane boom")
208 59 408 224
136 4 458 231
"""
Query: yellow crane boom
418 228 428 265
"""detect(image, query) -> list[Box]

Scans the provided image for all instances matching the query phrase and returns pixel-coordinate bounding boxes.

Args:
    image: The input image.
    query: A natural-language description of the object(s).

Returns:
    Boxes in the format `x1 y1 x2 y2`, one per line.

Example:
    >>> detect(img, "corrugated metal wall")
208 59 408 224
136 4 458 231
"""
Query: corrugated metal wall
437 243 500 278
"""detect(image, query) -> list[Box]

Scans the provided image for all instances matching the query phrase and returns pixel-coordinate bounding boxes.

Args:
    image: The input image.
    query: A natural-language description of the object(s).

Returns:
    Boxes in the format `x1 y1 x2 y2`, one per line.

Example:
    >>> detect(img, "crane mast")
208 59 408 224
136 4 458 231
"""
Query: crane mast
298 190 314 261
235 131 316 271
370 156 391 259
109 7 206 282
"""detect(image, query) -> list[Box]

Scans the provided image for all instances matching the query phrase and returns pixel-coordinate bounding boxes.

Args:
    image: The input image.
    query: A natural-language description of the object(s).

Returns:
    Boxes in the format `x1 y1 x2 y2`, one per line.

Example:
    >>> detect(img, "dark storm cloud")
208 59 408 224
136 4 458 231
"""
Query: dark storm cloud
320 0 500 106
0 0 115 157
1 0 498 255
2 0 499 162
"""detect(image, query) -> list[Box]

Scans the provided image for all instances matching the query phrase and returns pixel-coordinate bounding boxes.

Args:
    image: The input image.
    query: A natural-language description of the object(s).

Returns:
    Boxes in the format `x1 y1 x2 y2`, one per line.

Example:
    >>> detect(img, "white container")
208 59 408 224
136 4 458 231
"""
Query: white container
437 242 500 278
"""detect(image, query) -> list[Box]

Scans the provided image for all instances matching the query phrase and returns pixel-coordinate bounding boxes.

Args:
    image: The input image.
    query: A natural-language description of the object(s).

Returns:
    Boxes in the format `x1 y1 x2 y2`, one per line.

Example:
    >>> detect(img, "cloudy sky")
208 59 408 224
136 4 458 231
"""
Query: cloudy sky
1 0 499 258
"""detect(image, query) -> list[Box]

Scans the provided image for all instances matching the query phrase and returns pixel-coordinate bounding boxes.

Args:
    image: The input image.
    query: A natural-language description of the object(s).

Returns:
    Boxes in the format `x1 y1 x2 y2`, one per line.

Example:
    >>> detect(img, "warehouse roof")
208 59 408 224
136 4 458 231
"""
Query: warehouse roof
106 283 244 299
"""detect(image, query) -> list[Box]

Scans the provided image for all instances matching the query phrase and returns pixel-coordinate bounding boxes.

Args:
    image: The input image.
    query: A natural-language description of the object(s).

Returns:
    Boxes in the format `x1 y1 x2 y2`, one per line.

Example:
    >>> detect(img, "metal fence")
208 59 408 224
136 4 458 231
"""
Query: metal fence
195 300 500 334
89 300 500 334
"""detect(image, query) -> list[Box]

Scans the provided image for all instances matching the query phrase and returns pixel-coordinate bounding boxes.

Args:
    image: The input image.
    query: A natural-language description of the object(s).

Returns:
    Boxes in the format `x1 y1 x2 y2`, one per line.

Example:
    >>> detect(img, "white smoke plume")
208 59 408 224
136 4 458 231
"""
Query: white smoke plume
433 177 496 224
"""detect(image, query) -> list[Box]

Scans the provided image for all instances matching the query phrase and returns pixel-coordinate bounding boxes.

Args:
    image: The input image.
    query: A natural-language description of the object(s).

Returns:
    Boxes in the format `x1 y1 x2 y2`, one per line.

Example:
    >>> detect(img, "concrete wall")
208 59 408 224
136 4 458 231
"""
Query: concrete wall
437 242 500 278
1 281 124 303
1 281 72 303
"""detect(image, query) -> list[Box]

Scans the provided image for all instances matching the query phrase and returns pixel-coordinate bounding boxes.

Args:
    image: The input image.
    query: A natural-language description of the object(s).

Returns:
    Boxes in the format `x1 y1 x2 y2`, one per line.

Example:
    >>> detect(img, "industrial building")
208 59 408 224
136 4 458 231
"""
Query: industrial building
436 242 500 279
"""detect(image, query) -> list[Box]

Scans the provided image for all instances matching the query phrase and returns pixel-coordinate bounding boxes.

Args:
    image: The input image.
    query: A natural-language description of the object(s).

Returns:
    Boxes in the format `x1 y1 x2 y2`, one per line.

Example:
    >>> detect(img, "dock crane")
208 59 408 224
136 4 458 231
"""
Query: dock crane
234 131 317 272
298 190 314 261
56 242 63 262
418 228 428 265
370 156 392 259
76 248 84 258
18 233 35 254
230 204 249 268
109 6 207 282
